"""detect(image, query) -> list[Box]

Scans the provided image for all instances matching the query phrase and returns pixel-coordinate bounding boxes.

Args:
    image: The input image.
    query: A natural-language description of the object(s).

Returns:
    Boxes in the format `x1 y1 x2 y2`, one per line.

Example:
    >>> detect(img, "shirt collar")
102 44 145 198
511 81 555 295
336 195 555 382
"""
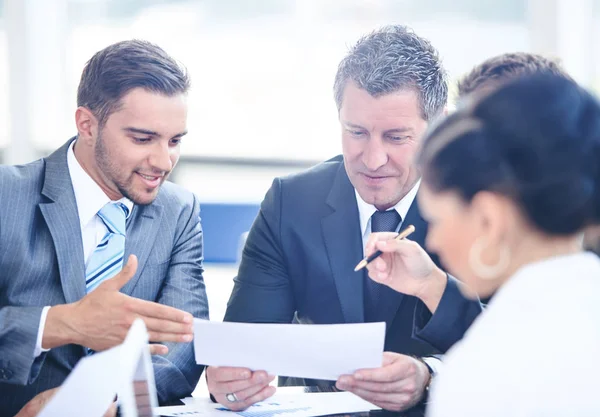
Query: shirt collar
354 179 421 237
67 141 134 229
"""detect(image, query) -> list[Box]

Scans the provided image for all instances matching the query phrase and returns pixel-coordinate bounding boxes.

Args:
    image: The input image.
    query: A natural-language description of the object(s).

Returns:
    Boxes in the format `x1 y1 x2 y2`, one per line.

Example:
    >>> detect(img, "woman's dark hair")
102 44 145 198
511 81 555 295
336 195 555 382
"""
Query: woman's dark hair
419 74 600 235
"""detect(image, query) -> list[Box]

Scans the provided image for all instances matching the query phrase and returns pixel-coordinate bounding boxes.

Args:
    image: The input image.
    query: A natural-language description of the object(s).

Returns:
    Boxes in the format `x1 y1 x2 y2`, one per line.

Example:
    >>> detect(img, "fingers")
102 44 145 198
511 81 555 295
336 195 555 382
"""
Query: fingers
337 374 416 393
214 377 262 396
102 255 138 291
353 353 415 382
15 387 60 417
208 368 276 412
365 232 398 256
141 315 193 342
209 369 269 394
366 259 391 283
148 344 169 355
336 354 423 413
375 239 417 255
207 366 252 384
382 351 399 366
128 298 193 324
342 386 414 412
336 354 427 412
232 385 276 411
231 374 276 402
127 299 194 343
147 330 193 343
366 240 422 283
103 403 118 417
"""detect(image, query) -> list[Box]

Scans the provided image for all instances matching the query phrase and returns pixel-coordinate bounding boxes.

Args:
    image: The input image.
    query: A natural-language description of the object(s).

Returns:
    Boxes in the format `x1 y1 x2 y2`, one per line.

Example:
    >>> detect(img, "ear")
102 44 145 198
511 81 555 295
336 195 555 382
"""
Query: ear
75 107 99 146
470 191 511 246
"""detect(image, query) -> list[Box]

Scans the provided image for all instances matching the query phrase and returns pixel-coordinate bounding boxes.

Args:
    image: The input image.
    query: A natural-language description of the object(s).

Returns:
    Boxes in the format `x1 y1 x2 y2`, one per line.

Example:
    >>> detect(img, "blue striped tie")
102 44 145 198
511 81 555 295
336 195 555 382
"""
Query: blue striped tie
85 202 129 293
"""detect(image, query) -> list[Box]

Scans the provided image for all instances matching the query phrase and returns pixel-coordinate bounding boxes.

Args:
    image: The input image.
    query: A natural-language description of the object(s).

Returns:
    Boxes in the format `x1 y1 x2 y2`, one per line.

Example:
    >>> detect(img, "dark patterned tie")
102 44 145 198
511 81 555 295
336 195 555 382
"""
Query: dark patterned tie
364 210 401 323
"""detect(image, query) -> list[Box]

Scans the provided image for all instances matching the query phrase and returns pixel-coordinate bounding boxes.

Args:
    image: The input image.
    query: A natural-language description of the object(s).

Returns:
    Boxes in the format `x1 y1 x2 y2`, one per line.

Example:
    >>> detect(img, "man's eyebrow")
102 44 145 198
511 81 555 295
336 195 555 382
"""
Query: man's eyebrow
172 130 188 139
341 121 366 130
122 128 188 139
123 127 159 136
341 122 415 135
384 127 414 135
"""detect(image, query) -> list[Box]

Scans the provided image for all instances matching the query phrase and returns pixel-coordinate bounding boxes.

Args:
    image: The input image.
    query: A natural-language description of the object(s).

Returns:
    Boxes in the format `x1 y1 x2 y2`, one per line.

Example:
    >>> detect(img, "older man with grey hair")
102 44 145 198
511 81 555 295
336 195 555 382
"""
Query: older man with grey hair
206 25 483 412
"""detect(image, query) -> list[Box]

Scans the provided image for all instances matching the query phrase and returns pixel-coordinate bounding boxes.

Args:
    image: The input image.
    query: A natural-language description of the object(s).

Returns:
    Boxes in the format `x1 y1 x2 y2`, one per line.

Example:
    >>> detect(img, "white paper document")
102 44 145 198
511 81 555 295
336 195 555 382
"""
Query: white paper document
193 320 385 381
37 345 123 417
156 392 379 417
38 319 158 417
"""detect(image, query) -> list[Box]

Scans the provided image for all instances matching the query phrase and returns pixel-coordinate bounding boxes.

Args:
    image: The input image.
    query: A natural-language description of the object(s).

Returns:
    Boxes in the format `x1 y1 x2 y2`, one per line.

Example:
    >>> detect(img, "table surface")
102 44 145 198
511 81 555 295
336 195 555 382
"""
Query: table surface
158 386 426 417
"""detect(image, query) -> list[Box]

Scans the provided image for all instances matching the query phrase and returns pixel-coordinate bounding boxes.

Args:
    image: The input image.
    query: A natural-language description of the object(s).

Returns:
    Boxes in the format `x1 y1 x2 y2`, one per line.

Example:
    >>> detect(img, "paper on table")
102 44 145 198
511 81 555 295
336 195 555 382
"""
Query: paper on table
157 392 379 417
193 320 385 381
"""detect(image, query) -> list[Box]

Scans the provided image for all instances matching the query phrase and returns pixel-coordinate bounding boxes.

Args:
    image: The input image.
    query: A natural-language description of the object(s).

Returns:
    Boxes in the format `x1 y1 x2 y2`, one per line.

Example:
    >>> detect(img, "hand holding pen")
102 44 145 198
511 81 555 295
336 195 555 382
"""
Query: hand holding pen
357 226 448 312
355 225 416 271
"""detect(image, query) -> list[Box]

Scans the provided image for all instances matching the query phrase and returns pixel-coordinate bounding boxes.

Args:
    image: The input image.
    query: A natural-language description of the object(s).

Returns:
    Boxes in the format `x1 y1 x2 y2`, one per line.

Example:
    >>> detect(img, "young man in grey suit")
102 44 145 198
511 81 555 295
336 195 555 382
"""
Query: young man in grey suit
207 25 483 412
0 40 208 416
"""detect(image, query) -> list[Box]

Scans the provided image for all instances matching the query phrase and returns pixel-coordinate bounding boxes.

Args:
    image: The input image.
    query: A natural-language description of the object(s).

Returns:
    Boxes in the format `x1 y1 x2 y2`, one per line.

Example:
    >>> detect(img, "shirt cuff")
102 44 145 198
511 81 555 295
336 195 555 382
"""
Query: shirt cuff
34 306 52 358
421 356 442 377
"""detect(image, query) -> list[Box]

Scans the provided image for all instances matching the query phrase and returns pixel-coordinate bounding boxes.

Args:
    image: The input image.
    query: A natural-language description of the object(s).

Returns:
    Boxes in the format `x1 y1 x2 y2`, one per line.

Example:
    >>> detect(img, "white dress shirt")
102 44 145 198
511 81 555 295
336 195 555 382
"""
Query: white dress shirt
427 252 600 417
34 142 133 357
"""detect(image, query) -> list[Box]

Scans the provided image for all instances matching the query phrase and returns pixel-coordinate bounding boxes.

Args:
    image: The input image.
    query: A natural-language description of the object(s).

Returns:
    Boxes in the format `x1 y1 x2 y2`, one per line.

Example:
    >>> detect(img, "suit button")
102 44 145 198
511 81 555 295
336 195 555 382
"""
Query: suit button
0 368 12 380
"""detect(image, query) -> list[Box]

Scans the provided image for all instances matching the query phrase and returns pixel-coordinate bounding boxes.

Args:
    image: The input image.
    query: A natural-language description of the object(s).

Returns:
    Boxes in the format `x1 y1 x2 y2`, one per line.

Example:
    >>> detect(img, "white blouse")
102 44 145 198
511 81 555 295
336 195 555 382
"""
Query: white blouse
427 252 600 417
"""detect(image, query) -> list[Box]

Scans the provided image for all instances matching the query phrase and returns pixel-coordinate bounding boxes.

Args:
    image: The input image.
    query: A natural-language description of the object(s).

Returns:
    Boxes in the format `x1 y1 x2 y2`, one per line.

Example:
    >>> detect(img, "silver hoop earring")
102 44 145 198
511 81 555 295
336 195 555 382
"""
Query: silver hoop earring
468 237 510 280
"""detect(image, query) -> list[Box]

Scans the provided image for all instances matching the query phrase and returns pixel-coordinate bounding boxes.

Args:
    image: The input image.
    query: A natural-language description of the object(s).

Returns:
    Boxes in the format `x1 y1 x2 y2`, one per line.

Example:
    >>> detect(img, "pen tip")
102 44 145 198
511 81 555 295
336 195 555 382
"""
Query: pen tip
354 261 366 272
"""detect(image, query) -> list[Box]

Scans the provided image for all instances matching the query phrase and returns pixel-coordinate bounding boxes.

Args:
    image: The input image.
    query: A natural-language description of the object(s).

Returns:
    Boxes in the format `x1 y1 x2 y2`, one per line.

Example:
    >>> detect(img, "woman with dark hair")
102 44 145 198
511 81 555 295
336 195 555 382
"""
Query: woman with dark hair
364 74 600 416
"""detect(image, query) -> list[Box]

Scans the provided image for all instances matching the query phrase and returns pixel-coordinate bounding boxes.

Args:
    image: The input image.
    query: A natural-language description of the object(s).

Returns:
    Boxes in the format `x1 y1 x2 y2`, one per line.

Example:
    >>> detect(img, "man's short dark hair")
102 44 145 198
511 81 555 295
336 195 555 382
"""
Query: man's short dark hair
334 25 448 121
457 52 571 99
77 39 190 128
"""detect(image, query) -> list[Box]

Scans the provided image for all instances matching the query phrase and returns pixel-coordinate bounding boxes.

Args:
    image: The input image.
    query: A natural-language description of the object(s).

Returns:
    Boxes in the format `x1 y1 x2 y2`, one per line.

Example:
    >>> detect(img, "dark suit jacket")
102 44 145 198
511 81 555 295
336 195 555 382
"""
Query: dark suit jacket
225 156 482 385
0 139 209 416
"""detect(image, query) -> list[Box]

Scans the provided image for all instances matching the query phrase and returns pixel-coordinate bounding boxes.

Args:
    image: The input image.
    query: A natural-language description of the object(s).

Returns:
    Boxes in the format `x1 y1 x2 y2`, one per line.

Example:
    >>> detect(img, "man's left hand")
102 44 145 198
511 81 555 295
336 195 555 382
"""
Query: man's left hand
335 352 430 412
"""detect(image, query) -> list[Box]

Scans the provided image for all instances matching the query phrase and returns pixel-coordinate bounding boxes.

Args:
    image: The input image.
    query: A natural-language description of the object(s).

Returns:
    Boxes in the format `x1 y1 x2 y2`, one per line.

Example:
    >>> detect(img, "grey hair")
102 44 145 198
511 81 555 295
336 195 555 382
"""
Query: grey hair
333 25 448 121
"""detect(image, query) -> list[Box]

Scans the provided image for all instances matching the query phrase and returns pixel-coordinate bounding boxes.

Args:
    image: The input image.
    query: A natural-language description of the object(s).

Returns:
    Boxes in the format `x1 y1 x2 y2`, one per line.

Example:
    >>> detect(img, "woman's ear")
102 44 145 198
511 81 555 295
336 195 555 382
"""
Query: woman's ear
470 191 512 246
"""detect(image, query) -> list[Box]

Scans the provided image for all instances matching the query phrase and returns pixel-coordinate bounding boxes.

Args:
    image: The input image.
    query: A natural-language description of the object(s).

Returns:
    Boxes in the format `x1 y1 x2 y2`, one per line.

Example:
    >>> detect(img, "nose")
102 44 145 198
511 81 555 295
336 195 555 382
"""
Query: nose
362 137 388 172
149 141 175 173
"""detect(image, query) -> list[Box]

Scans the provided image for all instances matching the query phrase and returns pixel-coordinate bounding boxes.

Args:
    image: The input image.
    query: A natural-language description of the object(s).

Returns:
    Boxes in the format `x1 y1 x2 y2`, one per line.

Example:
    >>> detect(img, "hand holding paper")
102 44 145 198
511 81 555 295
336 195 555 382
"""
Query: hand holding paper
206 366 276 411
196 319 385 410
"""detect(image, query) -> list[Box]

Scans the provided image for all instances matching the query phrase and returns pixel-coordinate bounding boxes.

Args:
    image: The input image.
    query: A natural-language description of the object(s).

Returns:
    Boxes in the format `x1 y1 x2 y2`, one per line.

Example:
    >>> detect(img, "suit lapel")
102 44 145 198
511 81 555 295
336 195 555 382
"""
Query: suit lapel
39 139 87 304
321 164 365 323
121 202 163 294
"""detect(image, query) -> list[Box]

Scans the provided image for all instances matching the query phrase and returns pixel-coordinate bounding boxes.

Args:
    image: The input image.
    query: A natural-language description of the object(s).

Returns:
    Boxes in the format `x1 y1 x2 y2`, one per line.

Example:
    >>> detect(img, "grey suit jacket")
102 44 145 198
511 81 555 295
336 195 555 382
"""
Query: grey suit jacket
0 139 208 416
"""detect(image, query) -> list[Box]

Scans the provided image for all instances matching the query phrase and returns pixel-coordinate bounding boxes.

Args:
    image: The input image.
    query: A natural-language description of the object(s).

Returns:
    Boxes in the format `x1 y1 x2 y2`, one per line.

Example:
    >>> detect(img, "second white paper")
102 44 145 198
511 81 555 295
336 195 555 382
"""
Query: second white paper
193 320 385 381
